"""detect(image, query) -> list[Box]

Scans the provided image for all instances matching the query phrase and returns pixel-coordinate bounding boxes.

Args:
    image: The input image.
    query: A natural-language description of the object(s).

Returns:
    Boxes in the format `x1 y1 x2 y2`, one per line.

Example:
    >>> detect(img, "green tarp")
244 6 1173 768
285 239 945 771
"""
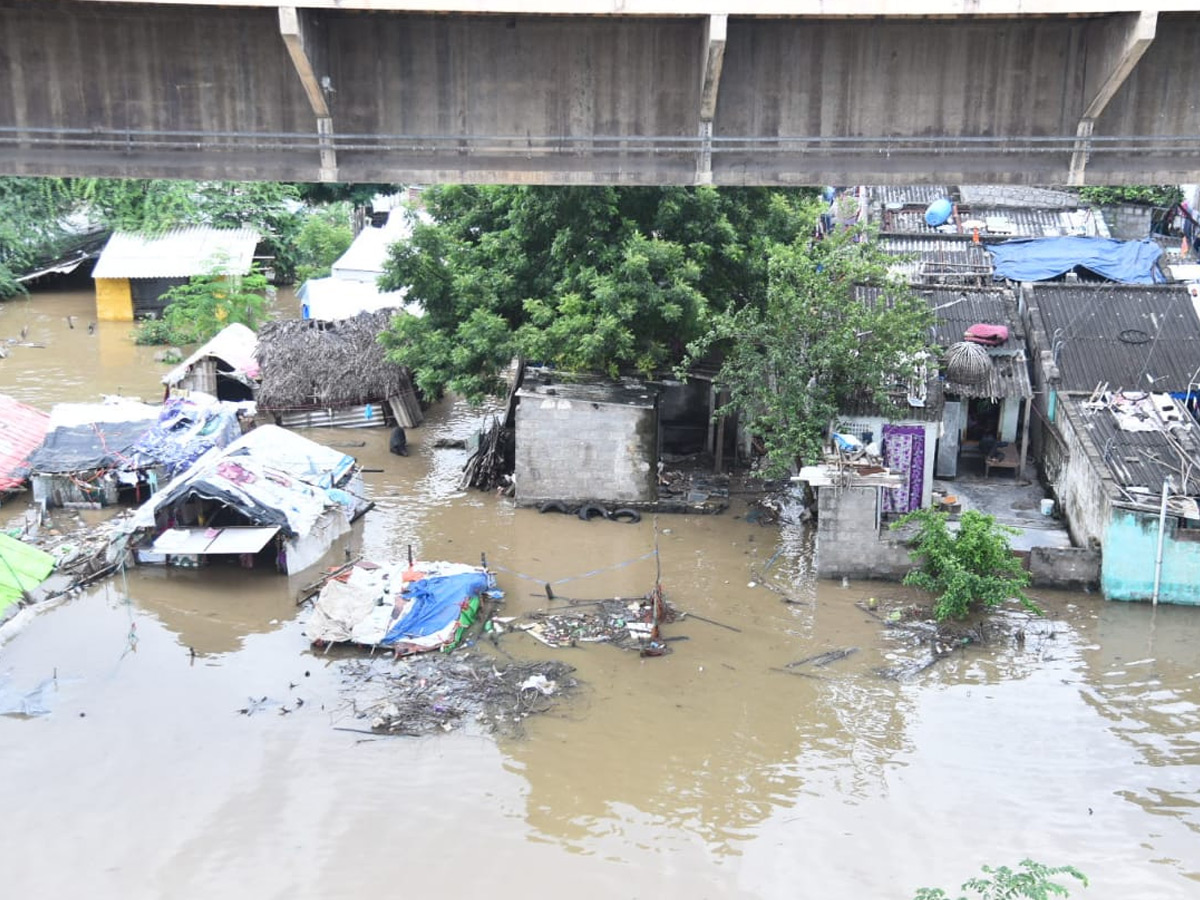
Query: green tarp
0 533 56 616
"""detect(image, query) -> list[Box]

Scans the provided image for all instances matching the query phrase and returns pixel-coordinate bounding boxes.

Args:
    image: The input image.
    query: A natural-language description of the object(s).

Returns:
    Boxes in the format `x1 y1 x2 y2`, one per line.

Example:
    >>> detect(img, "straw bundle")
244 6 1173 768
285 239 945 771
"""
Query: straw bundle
945 340 991 386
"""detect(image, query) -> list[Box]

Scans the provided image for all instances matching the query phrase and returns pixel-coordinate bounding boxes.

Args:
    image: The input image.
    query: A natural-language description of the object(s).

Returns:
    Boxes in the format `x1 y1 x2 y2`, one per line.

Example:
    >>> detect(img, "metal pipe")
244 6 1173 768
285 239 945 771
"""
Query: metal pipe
1152 477 1170 606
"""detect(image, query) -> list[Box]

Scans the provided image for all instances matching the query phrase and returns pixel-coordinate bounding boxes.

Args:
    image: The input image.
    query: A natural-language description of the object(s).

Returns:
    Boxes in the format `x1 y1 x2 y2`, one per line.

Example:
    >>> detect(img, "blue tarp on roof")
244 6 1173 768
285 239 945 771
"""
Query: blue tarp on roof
381 571 491 646
988 237 1164 284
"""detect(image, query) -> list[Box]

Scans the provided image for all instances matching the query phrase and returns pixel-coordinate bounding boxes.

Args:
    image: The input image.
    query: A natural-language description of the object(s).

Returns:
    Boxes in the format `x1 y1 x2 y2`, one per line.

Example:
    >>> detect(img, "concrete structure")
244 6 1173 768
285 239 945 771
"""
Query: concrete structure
514 377 659 506
1045 394 1200 604
2 2 1198 185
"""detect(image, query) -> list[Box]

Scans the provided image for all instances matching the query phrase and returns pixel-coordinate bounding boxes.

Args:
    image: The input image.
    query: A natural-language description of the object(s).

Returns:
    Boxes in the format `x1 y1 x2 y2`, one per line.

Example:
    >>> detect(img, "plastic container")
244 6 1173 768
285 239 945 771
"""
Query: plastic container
925 198 954 227
1040 498 1055 517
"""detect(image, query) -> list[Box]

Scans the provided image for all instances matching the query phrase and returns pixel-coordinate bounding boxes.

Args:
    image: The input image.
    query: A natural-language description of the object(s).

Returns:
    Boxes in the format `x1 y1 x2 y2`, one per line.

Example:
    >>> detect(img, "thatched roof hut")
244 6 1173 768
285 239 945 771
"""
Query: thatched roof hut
255 310 422 427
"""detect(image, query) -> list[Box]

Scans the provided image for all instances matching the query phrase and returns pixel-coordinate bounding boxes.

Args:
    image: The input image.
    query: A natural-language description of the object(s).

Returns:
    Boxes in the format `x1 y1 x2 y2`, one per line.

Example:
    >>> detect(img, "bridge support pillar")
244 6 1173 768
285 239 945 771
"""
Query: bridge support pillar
279 6 338 182
1069 10 1157 185
695 14 727 186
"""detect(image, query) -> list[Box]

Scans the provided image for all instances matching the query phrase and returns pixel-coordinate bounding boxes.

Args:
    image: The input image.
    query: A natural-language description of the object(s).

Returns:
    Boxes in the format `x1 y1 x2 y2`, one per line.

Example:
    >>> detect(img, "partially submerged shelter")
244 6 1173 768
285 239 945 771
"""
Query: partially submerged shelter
0 394 50 498
255 310 422 429
92 226 259 321
127 424 370 575
514 376 660 507
163 323 259 402
27 399 159 507
1049 393 1200 604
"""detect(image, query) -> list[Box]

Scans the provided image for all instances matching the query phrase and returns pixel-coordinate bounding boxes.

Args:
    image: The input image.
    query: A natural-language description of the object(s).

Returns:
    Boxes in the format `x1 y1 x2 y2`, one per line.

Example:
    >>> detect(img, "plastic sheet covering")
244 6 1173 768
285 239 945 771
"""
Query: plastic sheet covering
130 424 357 537
382 571 491 647
0 533 56 616
125 397 244 478
989 237 1165 284
0 394 49 491
28 399 158 474
308 561 493 650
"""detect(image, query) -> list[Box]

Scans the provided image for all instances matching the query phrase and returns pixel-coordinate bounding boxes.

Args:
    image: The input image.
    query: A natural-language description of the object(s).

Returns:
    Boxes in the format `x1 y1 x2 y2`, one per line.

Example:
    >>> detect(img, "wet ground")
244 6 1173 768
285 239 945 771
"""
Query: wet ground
2 284 1199 898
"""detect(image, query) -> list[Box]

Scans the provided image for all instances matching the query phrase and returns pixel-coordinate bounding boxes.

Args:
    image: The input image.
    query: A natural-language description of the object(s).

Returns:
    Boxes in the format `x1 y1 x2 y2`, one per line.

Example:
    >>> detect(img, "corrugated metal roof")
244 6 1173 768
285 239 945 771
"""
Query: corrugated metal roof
92 226 259 280
1062 395 1200 502
0 394 50 492
1028 284 1200 393
869 185 950 208
878 206 1108 239
879 236 994 282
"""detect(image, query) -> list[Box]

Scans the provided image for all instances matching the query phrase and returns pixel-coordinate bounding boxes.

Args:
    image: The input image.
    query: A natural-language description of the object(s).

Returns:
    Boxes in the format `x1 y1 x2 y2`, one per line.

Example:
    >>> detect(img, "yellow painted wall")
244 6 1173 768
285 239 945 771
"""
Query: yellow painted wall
95 278 133 321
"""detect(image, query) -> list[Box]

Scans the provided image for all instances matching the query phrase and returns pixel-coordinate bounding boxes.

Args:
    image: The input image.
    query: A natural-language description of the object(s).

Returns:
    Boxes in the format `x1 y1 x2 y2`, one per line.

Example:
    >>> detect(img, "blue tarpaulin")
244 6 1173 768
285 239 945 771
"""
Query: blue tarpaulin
381 571 491 646
988 237 1164 284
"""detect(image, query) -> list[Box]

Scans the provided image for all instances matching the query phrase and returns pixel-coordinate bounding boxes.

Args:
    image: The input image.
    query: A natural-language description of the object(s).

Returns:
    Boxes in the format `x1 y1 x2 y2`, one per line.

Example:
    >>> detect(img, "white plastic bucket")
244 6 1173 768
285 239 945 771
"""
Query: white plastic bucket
1040 499 1055 517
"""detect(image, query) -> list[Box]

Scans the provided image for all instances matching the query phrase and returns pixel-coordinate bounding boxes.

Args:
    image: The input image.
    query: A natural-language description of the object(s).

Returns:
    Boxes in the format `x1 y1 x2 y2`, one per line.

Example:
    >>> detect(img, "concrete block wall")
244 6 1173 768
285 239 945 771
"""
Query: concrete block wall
1029 546 1101 590
514 396 657 505
815 485 913 580
1102 203 1154 241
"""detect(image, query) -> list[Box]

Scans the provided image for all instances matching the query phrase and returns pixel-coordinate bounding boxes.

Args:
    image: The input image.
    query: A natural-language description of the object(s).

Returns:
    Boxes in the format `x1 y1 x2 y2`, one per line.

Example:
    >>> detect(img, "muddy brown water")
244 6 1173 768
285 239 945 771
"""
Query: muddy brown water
2 285 1199 898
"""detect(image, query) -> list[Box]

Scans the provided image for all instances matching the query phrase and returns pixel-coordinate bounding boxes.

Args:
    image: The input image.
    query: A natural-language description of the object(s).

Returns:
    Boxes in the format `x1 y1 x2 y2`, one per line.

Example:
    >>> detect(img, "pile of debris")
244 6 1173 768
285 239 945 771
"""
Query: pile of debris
513 587 677 655
337 652 577 739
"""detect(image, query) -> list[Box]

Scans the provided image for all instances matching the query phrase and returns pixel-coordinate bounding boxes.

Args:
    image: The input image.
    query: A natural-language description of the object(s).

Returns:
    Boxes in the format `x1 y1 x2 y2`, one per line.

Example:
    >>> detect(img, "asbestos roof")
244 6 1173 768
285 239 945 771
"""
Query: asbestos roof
878 206 1108 239
869 185 950 208
163 323 260 387
1027 284 1200 393
0 394 50 492
331 210 420 280
1061 394 1200 511
857 286 1032 401
92 227 259 280
879 236 994 282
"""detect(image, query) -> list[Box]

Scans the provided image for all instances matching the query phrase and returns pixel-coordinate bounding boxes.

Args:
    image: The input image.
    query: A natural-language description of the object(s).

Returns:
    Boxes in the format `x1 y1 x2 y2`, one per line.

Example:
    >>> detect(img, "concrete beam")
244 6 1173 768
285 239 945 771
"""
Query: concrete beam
695 14 726 185
74 1 1200 17
1069 10 1157 185
279 5 338 180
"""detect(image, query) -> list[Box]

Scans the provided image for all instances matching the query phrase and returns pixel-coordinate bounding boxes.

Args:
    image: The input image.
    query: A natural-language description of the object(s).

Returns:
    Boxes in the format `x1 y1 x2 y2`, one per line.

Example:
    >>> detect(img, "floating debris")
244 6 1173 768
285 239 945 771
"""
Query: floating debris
336 653 578 739
516 586 676 655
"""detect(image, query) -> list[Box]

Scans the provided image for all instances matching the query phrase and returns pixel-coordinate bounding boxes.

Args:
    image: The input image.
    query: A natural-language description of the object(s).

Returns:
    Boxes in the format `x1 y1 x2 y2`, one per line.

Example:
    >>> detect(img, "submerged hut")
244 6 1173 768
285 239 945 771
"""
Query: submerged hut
162 322 260 402
255 310 422 429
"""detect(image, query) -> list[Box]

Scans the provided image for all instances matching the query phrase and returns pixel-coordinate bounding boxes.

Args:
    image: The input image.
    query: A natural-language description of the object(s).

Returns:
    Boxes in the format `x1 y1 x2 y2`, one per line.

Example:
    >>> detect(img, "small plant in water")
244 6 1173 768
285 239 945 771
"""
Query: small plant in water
892 507 1035 621
911 858 1088 900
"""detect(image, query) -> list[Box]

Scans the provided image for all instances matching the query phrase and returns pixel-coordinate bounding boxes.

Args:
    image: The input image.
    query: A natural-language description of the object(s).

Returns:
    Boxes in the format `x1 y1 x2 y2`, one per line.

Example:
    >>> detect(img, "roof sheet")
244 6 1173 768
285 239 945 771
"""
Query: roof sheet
163 323 260 387
878 206 1108 239
0 533 56 615
0 394 50 492
879 237 994 282
92 227 259 280
1061 395 1200 506
869 185 950 208
957 185 1082 209
1027 284 1200 393
331 213 415 280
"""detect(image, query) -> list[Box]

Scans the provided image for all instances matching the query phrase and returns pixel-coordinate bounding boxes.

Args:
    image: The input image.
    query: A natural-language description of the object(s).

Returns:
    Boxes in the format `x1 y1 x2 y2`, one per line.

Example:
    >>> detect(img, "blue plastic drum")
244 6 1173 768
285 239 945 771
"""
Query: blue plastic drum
925 198 953 227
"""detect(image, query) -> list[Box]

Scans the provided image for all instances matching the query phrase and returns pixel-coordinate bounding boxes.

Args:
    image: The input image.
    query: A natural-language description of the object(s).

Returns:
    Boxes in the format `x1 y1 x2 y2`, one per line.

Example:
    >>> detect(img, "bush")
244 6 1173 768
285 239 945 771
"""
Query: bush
912 858 1088 900
893 507 1035 621
133 318 174 346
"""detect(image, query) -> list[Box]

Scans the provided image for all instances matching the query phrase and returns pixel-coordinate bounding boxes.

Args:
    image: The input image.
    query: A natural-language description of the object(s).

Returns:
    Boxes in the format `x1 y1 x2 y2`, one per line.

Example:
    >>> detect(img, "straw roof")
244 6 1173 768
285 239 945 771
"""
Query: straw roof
255 310 412 411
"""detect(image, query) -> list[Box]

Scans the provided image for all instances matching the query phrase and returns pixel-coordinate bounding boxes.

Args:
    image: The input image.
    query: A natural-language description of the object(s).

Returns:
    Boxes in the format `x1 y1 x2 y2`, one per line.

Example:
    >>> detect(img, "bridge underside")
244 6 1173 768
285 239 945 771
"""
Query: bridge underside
1 2 1197 185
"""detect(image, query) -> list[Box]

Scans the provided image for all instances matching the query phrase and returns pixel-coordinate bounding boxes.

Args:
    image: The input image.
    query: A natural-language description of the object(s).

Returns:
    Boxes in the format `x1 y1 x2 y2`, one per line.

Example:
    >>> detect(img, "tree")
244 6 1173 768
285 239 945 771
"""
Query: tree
293 203 354 283
682 226 935 475
0 177 79 300
912 858 1088 900
135 261 271 346
378 185 817 401
894 507 1035 621
1077 185 1182 208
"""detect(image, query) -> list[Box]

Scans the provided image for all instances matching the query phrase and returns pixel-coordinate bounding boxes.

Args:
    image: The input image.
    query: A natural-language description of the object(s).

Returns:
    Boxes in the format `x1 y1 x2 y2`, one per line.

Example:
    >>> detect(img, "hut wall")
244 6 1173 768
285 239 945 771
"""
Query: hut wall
284 506 352 574
31 473 119 508
177 359 219 397
514 396 658 505
95 278 133 322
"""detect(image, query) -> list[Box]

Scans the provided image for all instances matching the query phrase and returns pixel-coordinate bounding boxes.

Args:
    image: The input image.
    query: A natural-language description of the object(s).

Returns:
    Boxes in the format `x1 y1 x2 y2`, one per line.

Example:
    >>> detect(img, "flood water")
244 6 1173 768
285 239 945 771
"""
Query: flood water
2 284 1199 898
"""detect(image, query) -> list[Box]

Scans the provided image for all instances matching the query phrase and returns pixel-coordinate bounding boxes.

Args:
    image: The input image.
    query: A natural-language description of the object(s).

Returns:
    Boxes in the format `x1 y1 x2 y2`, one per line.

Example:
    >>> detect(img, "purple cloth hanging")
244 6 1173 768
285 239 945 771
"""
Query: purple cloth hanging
882 424 926 514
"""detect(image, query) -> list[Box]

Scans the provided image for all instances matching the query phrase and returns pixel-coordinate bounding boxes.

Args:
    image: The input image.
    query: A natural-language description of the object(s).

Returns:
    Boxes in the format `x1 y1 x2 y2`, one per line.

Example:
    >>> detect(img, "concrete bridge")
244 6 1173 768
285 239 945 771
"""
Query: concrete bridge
1 1 1197 186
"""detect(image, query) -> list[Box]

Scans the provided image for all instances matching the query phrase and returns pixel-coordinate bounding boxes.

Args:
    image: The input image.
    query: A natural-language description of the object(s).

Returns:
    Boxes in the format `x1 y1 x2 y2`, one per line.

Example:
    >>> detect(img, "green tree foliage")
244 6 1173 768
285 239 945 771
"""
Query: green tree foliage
683 227 935 474
72 179 303 281
378 185 817 401
290 182 402 207
134 261 271 346
294 203 354 283
0 177 79 299
894 507 1034 621
912 858 1088 900
1077 185 1183 208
